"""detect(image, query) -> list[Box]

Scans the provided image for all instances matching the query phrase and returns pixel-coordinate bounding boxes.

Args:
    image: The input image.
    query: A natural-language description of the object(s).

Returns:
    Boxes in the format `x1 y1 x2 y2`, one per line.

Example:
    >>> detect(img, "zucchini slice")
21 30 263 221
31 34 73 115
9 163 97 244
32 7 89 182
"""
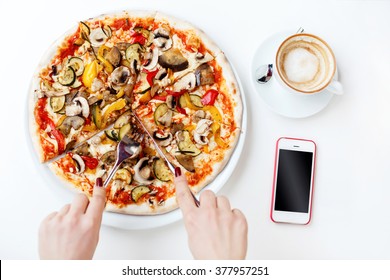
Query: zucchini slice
91 104 102 129
67 57 84 76
153 158 172 182
119 123 131 140
134 72 151 94
176 130 201 157
79 21 90 36
70 78 82 88
125 43 143 67
102 25 112 38
49 96 65 113
190 94 203 108
58 67 76 86
105 129 119 141
114 110 131 129
153 103 169 125
131 185 151 202
114 168 132 184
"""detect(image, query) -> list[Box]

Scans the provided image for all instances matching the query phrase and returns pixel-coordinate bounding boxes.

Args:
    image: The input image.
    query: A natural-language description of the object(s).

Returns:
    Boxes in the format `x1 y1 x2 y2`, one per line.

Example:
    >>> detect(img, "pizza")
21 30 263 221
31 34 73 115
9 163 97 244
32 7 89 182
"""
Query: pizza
29 10 243 215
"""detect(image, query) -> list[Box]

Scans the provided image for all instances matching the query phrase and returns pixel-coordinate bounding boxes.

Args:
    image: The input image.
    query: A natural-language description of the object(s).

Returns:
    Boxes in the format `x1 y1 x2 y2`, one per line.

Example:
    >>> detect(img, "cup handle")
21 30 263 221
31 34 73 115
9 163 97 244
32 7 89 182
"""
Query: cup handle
326 80 343 95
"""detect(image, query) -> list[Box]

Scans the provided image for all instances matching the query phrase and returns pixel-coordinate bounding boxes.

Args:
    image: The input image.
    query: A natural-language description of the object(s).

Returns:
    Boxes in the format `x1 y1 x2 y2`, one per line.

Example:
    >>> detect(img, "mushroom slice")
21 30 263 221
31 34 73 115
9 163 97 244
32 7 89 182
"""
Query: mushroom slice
192 110 206 123
72 154 85 173
154 37 173 52
195 63 215 86
57 116 85 136
193 119 213 145
153 131 173 147
154 27 170 39
195 119 213 135
158 48 188 72
133 157 154 184
100 151 116 166
173 73 196 92
73 142 90 156
110 66 131 89
91 78 104 92
158 110 173 127
74 97 90 118
176 154 195 173
65 103 82 116
166 95 176 109
155 68 167 80
105 46 121 67
89 28 108 47
149 83 160 98
143 48 159 71
194 133 209 145
194 52 213 65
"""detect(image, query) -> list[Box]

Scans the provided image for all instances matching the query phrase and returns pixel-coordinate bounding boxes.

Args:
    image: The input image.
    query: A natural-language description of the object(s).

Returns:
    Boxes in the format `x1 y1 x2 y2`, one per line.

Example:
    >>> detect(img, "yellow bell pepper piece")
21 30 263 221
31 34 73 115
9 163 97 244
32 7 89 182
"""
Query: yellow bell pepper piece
82 60 101 89
102 98 127 126
97 46 114 74
184 124 196 132
82 123 97 132
116 87 125 99
182 93 199 111
214 127 228 148
210 122 220 134
203 105 223 123
139 90 152 104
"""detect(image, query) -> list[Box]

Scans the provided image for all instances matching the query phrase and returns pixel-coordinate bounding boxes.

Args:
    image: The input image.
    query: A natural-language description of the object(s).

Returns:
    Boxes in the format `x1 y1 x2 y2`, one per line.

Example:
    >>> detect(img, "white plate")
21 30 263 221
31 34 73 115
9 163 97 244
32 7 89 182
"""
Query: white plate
251 30 336 118
26 18 248 230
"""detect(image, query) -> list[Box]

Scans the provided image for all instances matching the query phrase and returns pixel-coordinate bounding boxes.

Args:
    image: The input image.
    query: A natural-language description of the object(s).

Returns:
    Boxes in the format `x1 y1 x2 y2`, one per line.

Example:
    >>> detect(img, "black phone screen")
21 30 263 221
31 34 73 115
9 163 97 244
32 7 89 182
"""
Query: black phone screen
275 149 313 213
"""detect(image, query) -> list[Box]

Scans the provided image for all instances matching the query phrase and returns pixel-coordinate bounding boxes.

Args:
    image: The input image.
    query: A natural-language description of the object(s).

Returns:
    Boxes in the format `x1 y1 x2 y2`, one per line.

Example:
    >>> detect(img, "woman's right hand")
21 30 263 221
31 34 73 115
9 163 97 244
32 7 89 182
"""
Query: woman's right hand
174 168 248 260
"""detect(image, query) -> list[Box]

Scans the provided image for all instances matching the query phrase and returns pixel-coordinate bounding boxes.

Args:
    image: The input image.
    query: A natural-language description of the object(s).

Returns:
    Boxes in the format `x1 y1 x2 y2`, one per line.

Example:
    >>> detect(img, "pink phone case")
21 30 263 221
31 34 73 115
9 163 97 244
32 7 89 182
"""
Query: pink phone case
270 137 317 224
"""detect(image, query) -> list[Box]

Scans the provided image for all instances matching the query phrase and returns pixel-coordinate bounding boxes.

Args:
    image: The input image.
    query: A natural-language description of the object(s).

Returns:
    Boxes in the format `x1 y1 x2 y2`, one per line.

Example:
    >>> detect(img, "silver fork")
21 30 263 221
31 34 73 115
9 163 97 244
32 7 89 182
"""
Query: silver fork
103 133 144 188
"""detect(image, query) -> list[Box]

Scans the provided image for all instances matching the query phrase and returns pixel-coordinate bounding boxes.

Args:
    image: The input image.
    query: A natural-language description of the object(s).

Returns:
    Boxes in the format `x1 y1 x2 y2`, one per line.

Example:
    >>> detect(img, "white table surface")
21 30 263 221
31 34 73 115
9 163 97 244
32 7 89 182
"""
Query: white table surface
1 0 390 260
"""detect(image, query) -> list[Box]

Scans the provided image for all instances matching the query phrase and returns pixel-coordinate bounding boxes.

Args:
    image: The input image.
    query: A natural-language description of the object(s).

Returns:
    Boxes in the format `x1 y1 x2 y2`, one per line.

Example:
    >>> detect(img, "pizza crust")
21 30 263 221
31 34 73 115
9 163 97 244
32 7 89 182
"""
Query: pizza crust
154 12 222 58
105 196 178 215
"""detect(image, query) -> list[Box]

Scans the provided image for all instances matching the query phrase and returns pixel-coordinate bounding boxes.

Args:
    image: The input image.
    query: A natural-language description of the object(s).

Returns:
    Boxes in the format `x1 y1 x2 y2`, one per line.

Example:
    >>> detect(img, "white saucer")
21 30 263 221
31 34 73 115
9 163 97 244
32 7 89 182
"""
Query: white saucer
251 31 336 118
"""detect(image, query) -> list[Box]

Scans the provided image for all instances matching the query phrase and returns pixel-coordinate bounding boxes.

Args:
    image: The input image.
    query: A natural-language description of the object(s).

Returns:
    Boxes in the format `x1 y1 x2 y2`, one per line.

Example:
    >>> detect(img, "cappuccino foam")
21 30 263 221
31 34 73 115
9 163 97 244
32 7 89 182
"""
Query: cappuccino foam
276 34 335 93
283 48 319 83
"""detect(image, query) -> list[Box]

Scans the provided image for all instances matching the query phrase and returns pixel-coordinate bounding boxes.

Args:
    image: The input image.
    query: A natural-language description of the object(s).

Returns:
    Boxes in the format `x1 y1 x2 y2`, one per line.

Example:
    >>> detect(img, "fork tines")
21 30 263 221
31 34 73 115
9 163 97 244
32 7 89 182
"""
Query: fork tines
128 122 145 143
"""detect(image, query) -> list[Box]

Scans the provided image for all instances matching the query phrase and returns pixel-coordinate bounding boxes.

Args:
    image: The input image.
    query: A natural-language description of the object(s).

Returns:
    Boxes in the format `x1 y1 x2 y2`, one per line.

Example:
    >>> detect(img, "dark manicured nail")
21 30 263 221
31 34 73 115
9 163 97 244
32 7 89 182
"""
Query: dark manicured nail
174 167 181 177
96 177 103 187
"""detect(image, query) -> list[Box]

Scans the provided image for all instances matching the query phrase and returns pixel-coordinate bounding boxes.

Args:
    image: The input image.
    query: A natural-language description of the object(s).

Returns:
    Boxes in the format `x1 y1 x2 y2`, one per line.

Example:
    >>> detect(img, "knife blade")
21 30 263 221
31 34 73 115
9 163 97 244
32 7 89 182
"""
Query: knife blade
132 112 200 207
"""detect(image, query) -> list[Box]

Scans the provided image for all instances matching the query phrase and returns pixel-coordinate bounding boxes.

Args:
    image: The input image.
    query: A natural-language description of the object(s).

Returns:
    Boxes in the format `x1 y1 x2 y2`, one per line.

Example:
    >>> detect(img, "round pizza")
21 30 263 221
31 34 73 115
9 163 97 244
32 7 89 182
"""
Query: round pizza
29 10 243 215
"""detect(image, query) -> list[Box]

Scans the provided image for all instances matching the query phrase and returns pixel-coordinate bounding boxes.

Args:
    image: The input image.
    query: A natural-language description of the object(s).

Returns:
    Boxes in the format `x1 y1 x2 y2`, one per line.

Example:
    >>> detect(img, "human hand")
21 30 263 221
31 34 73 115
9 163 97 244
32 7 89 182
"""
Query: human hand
174 168 248 260
38 178 106 259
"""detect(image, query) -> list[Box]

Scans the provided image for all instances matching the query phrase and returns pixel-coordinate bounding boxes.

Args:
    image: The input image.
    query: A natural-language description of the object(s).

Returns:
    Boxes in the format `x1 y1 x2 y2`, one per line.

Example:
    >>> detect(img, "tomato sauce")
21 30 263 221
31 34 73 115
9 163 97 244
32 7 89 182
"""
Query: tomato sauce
187 164 212 187
34 98 65 155
56 32 80 62
110 18 131 31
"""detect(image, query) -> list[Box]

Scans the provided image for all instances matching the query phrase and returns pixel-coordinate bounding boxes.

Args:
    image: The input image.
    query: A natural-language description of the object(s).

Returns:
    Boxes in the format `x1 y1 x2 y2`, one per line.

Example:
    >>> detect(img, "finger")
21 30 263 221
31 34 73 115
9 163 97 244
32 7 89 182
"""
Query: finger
57 204 71 216
216 196 231 210
174 169 197 215
86 181 107 220
232 208 246 219
69 193 90 215
200 190 217 208
42 211 58 223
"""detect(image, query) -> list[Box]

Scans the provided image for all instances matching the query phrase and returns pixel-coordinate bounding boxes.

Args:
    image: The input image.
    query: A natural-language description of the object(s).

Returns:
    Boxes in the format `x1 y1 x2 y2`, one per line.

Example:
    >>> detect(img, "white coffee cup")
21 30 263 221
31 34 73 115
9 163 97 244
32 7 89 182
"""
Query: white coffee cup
275 33 343 95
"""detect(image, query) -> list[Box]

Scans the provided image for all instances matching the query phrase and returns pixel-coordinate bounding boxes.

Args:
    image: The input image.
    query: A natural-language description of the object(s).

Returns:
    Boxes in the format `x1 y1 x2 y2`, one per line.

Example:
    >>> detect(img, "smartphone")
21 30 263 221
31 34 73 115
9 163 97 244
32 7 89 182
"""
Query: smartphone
270 137 317 225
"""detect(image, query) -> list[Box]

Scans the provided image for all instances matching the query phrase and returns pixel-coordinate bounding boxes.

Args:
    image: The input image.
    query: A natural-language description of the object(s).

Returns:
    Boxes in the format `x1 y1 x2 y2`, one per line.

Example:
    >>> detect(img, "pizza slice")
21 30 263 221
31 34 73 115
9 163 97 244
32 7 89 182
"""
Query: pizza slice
31 11 159 162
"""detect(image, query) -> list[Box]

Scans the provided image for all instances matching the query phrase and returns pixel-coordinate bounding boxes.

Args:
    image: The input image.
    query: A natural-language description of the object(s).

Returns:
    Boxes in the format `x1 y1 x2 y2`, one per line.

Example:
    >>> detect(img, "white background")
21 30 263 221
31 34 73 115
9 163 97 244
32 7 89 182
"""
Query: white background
1 0 390 259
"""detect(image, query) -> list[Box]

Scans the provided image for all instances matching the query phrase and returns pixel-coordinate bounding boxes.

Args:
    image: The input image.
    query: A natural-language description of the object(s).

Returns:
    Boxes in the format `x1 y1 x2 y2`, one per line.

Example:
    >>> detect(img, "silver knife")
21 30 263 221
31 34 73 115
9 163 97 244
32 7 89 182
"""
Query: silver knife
132 112 200 207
